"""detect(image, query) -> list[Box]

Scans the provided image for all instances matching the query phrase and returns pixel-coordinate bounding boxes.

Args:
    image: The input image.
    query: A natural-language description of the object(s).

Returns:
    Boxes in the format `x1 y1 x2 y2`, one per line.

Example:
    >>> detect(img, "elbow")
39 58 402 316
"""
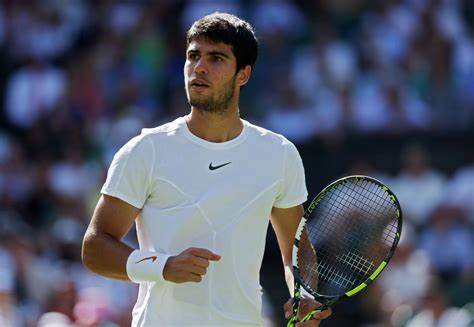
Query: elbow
81 233 99 272
281 251 293 268
283 257 292 267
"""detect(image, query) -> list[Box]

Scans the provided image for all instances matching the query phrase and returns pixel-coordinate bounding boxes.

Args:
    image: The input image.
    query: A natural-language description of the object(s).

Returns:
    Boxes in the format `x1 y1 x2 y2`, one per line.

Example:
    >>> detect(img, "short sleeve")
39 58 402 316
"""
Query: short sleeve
274 140 308 208
101 134 154 209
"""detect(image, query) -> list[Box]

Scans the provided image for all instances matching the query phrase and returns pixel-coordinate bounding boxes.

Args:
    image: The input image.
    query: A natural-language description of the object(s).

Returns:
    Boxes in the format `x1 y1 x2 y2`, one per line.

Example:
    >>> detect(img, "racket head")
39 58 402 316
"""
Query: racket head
293 175 402 307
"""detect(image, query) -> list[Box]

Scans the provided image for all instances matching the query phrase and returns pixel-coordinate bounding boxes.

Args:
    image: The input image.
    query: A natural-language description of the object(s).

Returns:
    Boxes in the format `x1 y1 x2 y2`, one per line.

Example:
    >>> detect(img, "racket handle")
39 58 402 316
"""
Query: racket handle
287 308 323 326
300 308 323 322
287 314 298 327
286 295 300 327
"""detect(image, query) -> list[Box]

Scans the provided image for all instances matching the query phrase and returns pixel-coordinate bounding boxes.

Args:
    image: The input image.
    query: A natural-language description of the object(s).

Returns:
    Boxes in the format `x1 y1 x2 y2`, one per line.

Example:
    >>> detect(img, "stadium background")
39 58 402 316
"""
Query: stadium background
0 0 473 326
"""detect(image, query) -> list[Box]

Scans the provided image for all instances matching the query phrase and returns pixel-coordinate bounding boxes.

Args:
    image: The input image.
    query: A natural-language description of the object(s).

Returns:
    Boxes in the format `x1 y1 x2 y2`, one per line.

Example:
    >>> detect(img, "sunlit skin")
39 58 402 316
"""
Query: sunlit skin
183 38 251 143
185 41 236 113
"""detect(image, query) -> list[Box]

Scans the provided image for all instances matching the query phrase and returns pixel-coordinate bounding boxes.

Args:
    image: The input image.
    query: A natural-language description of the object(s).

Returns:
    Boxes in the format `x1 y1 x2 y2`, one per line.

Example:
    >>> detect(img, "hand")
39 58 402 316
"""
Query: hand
284 297 332 327
163 247 221 283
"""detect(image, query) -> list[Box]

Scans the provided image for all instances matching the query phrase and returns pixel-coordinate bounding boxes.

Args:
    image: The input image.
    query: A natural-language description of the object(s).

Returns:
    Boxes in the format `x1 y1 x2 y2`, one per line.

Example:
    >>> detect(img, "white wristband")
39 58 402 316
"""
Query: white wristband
126 250 171 283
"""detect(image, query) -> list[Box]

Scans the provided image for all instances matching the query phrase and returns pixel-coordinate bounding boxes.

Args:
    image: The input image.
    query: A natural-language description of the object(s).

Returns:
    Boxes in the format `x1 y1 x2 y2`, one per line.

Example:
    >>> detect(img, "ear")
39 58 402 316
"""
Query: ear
236 65 252 87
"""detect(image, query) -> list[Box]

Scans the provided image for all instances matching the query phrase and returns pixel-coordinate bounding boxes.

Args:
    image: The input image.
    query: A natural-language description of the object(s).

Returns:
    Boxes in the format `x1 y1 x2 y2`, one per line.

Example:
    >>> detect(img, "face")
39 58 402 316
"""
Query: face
184 38 240 114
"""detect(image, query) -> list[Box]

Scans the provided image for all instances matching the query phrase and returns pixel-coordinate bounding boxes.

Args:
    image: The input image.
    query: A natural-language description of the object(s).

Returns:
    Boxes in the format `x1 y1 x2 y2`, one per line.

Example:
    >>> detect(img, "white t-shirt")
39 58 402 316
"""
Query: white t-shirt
102 117 307 326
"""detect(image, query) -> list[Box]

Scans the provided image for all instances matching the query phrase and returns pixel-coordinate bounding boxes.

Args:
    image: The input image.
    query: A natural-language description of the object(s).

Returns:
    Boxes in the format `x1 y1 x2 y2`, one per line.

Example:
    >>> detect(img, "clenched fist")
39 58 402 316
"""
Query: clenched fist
163 247 221 283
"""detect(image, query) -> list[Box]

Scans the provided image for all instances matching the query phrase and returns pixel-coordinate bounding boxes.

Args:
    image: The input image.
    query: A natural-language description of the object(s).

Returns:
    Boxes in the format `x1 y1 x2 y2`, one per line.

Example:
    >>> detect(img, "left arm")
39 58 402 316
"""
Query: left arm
270 205 304 296
271 205 332 326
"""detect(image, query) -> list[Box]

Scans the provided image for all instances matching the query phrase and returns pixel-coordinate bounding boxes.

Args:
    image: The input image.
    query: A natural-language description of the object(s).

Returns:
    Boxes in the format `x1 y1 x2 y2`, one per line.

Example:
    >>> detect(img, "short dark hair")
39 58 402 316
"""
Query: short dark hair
186 12 258 72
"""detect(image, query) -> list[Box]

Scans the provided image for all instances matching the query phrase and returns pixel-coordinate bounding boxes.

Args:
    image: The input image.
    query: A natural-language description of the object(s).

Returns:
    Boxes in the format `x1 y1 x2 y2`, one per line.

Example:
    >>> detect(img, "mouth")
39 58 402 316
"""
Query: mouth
190 79 210 90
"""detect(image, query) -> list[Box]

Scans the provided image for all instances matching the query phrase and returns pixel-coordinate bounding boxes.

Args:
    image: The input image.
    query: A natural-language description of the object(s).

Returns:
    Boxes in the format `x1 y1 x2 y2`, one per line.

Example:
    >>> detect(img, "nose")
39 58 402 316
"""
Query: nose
194 58 207 75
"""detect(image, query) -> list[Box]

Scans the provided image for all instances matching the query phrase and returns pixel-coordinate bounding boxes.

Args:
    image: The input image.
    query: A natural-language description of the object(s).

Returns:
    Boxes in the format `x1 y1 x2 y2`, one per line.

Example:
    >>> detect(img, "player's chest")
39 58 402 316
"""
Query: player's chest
149 147 282 209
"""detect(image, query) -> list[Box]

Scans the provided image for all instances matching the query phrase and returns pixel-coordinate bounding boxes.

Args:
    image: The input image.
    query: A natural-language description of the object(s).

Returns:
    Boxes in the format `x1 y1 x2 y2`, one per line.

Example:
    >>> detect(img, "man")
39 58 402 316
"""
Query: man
82 12 332 326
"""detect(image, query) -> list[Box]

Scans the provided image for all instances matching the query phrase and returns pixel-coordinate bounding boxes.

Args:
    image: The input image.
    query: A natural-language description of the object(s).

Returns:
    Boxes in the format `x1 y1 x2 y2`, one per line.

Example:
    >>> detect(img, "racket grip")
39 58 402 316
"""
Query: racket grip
287 314 298 327
286 295 300 327
287 308 323 326
300 308 322 322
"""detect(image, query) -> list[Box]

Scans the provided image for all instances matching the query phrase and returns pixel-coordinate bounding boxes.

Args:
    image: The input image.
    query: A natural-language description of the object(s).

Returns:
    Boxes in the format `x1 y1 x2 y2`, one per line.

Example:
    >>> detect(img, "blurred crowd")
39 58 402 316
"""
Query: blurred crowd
0 0 472 326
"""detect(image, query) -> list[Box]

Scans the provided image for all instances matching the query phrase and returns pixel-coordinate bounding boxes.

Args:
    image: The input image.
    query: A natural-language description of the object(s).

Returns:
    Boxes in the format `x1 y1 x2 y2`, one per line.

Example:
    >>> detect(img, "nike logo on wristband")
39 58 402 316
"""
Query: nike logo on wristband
135 255 157 264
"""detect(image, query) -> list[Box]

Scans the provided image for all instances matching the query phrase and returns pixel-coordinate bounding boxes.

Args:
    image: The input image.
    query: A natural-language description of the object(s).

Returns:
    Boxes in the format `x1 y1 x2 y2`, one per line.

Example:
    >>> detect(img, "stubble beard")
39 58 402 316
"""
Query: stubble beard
186 77 236 115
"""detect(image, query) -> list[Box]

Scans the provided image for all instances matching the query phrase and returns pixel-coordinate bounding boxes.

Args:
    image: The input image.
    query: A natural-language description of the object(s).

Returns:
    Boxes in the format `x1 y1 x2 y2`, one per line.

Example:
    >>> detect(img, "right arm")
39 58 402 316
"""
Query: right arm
82 194 221 282
82 194 139 281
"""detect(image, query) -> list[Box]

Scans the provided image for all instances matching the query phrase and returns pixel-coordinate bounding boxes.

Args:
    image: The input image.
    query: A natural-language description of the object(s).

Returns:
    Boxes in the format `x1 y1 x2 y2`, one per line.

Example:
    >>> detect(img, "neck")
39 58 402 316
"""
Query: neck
185 109 243 143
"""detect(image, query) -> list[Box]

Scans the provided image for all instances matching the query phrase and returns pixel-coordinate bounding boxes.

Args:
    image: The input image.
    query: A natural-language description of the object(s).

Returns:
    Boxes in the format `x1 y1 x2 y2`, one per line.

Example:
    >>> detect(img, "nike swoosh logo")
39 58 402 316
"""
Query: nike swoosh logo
209 162 232 170
135 256 157 264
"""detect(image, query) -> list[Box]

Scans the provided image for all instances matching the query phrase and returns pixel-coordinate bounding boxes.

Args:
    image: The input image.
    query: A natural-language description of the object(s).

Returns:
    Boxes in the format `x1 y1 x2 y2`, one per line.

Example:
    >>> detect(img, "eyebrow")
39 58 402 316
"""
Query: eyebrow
208 51 230 59
187 49 230 59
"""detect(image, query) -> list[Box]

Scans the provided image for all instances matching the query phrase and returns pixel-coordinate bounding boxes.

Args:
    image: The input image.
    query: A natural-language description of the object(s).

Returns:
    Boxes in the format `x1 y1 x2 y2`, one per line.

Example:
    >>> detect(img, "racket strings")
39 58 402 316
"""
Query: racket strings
298 179 399 296
329 182 398 247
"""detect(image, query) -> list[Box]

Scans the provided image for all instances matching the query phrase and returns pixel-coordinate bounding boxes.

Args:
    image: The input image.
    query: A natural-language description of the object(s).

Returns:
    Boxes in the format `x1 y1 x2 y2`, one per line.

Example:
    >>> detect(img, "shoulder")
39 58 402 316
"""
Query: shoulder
244 120 295 149
141 117 184 139
244 120 301 162
119 117 185 155
134 117 186 145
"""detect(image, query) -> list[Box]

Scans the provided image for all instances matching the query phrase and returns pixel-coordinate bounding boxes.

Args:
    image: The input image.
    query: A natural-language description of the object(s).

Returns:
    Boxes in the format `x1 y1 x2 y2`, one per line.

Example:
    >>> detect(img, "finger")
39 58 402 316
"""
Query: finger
185 273 202 283
189 265 207 276
296 307 332 326
313 307 332 320
192 256 211 268
188 248 221 261
297 304 315 320
283 298 293 310
283 298 294 319
297 298 322 320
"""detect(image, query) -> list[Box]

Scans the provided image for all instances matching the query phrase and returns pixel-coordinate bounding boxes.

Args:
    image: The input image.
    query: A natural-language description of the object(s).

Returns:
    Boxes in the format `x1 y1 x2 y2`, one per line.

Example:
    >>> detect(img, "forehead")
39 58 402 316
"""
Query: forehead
186 38 235 58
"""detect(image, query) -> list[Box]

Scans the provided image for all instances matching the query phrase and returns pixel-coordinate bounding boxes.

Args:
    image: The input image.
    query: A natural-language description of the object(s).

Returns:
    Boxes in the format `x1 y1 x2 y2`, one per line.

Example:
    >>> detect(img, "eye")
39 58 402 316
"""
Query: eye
212 56 224 62
188 53 200 61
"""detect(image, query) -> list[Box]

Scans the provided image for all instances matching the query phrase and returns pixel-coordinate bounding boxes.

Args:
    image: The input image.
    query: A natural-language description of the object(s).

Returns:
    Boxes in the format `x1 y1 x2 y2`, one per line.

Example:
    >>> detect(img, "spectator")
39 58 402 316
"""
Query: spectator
262 83 318 143
419 206 473 282
444 153 474 224
4 58 66 129
361 224 433 325
391 141 447 227
405 283 472 327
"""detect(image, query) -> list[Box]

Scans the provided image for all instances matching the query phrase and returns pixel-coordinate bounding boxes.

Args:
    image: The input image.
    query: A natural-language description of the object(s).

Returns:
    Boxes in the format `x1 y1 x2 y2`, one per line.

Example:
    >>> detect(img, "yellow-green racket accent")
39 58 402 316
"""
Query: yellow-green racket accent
287 175 402 326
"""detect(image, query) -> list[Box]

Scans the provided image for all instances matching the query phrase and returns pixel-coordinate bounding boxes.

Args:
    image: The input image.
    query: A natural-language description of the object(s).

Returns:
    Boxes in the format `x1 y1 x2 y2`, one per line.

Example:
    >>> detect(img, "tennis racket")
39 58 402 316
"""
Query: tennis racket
287 175 402 326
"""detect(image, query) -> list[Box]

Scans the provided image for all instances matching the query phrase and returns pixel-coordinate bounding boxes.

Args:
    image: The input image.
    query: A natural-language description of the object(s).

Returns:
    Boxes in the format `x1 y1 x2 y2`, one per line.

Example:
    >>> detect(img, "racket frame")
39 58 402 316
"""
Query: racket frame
289 175 402 325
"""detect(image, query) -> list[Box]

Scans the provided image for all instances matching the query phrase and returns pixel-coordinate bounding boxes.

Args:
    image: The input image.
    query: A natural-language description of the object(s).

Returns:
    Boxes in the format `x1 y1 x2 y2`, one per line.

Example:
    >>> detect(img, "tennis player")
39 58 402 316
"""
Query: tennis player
82 12 332 326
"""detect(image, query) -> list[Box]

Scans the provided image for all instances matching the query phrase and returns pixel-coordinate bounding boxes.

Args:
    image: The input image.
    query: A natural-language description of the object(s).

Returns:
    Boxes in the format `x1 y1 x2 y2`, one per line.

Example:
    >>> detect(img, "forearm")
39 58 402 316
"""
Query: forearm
82 230 134 281
284 263 295 296
270 204 304 297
